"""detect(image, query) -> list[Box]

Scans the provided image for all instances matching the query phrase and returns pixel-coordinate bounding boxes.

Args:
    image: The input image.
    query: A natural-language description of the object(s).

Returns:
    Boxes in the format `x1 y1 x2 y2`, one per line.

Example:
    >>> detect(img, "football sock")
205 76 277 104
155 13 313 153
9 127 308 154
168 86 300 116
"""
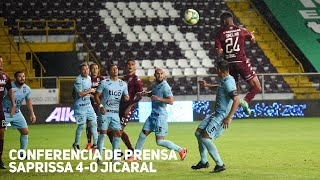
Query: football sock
121 131 134 151
97 134 106 159
201 138 223 166
112 137 121 150
0 139 3 161
20 135 28 150
86 126 92 144
135 131 147 150
244 85 261 102
89 121 98 145
74 124 85 145
156 140 182 152
195 131 208 163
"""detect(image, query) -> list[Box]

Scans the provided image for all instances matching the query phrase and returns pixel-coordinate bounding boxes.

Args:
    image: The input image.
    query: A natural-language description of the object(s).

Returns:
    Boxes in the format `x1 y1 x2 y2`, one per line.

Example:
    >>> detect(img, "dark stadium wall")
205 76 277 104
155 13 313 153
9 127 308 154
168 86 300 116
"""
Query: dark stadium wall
251 0 317 72
34 52 80 76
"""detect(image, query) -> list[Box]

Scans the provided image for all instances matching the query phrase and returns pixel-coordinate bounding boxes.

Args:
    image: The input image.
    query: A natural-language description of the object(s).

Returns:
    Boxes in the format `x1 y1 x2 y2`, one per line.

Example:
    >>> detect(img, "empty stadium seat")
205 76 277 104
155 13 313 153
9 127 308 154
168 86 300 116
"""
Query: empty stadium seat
166 59 178 68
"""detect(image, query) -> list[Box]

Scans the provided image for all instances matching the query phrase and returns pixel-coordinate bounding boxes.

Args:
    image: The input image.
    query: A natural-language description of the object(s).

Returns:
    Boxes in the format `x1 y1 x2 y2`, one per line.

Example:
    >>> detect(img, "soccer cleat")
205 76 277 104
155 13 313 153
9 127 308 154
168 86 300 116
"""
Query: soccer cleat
72 143 80 151
85 143 92 150
126 156 142 162
0 160 6 169
91 144 97 153
191 161 210 170
211 164 226 173
240 99 251 116
179 148 188 161
19 152 28 160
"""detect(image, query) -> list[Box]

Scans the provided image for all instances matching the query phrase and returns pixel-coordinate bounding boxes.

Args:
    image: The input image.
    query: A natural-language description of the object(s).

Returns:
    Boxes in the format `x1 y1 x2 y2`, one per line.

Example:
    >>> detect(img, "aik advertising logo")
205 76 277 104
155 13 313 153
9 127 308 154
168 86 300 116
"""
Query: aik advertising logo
45 107 76 123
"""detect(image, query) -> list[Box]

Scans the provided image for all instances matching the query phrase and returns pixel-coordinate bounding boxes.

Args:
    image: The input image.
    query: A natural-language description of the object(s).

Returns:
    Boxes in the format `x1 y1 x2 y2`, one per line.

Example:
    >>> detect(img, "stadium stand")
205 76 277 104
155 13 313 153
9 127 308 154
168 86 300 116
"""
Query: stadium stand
0 0 300 95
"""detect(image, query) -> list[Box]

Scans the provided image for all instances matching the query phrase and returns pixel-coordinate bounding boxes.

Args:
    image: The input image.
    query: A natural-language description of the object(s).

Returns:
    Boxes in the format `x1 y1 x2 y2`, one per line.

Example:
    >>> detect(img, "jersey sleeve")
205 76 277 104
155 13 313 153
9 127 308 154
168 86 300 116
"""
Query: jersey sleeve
214 31 222 50
96 80 104 93
242 27 253 40
25 86 31 99
224 79 237 97
163 83 173 97
136 78 143 92
123 82 129 96
5 76 12 91
74 77 82 93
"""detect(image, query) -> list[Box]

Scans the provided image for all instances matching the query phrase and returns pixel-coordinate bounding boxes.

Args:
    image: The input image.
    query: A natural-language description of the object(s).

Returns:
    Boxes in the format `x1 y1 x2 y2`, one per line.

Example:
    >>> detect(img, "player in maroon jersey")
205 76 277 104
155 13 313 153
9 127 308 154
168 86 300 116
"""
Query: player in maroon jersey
107 59 143 151
214 12 261 115
0 56 16 169
85 63 104 150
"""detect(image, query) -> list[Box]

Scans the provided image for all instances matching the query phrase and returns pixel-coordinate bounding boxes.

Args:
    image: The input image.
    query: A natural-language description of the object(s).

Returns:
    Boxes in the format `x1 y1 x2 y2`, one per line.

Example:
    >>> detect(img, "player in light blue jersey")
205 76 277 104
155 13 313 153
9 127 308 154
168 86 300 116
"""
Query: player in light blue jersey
95 64 129 163
72 64 98 152
2 71 35 157
191 60 240 173
128 68 187 162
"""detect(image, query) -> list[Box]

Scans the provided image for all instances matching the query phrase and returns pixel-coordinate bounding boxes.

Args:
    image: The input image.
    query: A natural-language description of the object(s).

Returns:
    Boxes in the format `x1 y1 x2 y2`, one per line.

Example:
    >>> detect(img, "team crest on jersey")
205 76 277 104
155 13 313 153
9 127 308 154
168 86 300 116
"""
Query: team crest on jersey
2 75 6 80
128 77 132 82
119 80 124 87
23 86 26 93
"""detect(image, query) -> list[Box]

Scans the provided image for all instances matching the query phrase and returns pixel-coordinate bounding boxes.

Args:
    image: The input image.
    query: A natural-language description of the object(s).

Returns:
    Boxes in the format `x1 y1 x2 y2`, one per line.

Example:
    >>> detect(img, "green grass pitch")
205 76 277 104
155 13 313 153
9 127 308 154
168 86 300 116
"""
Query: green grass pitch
1 118 320 179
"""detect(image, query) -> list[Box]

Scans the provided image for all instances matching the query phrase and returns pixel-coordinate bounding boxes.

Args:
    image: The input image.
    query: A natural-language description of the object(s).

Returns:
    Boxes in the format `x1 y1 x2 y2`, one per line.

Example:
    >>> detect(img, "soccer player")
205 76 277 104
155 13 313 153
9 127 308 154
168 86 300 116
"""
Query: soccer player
215 11 261 115
107 59 143 151
0 56 16 169
95 64 129 163
85 63 104 150
3 71 36 157
72 63 98 151
128 68 187 161
191 60 239 173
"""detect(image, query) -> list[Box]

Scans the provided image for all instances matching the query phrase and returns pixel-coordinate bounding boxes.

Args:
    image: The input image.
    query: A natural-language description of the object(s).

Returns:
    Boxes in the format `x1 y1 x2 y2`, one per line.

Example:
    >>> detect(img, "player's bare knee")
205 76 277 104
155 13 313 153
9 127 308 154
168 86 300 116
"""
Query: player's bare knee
113 130 121 137
19 128 29 135
100 130 108 134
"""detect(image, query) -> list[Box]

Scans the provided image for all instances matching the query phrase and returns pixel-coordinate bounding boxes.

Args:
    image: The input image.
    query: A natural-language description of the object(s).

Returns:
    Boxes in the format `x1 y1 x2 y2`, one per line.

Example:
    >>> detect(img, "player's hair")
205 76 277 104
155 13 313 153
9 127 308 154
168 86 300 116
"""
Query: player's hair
89 63 99 70
219 11 233 24
126 58 135 64
78 63 88 70
14 71 25 78
107 64 117 72
0 55 2 58
217 60 229 72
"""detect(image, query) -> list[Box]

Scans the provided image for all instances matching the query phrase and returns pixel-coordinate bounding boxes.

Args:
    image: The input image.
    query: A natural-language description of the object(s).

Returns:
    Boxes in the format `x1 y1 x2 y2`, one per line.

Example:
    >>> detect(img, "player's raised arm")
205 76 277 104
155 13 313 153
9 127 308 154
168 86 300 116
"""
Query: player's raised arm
151 95 174 105
198 80 219 88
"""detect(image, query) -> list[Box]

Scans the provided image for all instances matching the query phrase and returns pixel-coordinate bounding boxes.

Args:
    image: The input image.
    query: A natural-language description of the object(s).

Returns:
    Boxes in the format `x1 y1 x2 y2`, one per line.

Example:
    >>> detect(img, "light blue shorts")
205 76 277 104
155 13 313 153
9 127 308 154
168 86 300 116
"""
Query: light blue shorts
143 115 168 137
98 113 121 131
74 106 96 125
198 115 225 140
5 112 27 129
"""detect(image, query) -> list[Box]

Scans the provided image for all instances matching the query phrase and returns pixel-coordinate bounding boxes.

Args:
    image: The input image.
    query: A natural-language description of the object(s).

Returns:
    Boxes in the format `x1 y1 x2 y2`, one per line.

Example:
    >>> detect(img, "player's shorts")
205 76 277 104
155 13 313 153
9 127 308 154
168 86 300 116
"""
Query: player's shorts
120 109 134 127
74 106 96 125
4 112 27 129
0 112 5 129
98 112 121 131
198 115 225 140
143 114 168 137
229 60 257 83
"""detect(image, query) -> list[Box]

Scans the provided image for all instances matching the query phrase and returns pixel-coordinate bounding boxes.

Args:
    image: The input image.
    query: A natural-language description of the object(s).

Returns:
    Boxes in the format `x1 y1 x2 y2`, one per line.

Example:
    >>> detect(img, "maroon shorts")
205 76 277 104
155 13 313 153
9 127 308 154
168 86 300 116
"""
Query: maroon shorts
229 60 256 83
120 108 134 127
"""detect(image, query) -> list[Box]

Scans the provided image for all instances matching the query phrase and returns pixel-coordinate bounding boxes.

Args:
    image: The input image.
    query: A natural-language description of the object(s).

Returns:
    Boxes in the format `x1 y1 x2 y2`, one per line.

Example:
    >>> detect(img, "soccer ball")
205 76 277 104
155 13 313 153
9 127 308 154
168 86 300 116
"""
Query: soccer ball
184 9 200 25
